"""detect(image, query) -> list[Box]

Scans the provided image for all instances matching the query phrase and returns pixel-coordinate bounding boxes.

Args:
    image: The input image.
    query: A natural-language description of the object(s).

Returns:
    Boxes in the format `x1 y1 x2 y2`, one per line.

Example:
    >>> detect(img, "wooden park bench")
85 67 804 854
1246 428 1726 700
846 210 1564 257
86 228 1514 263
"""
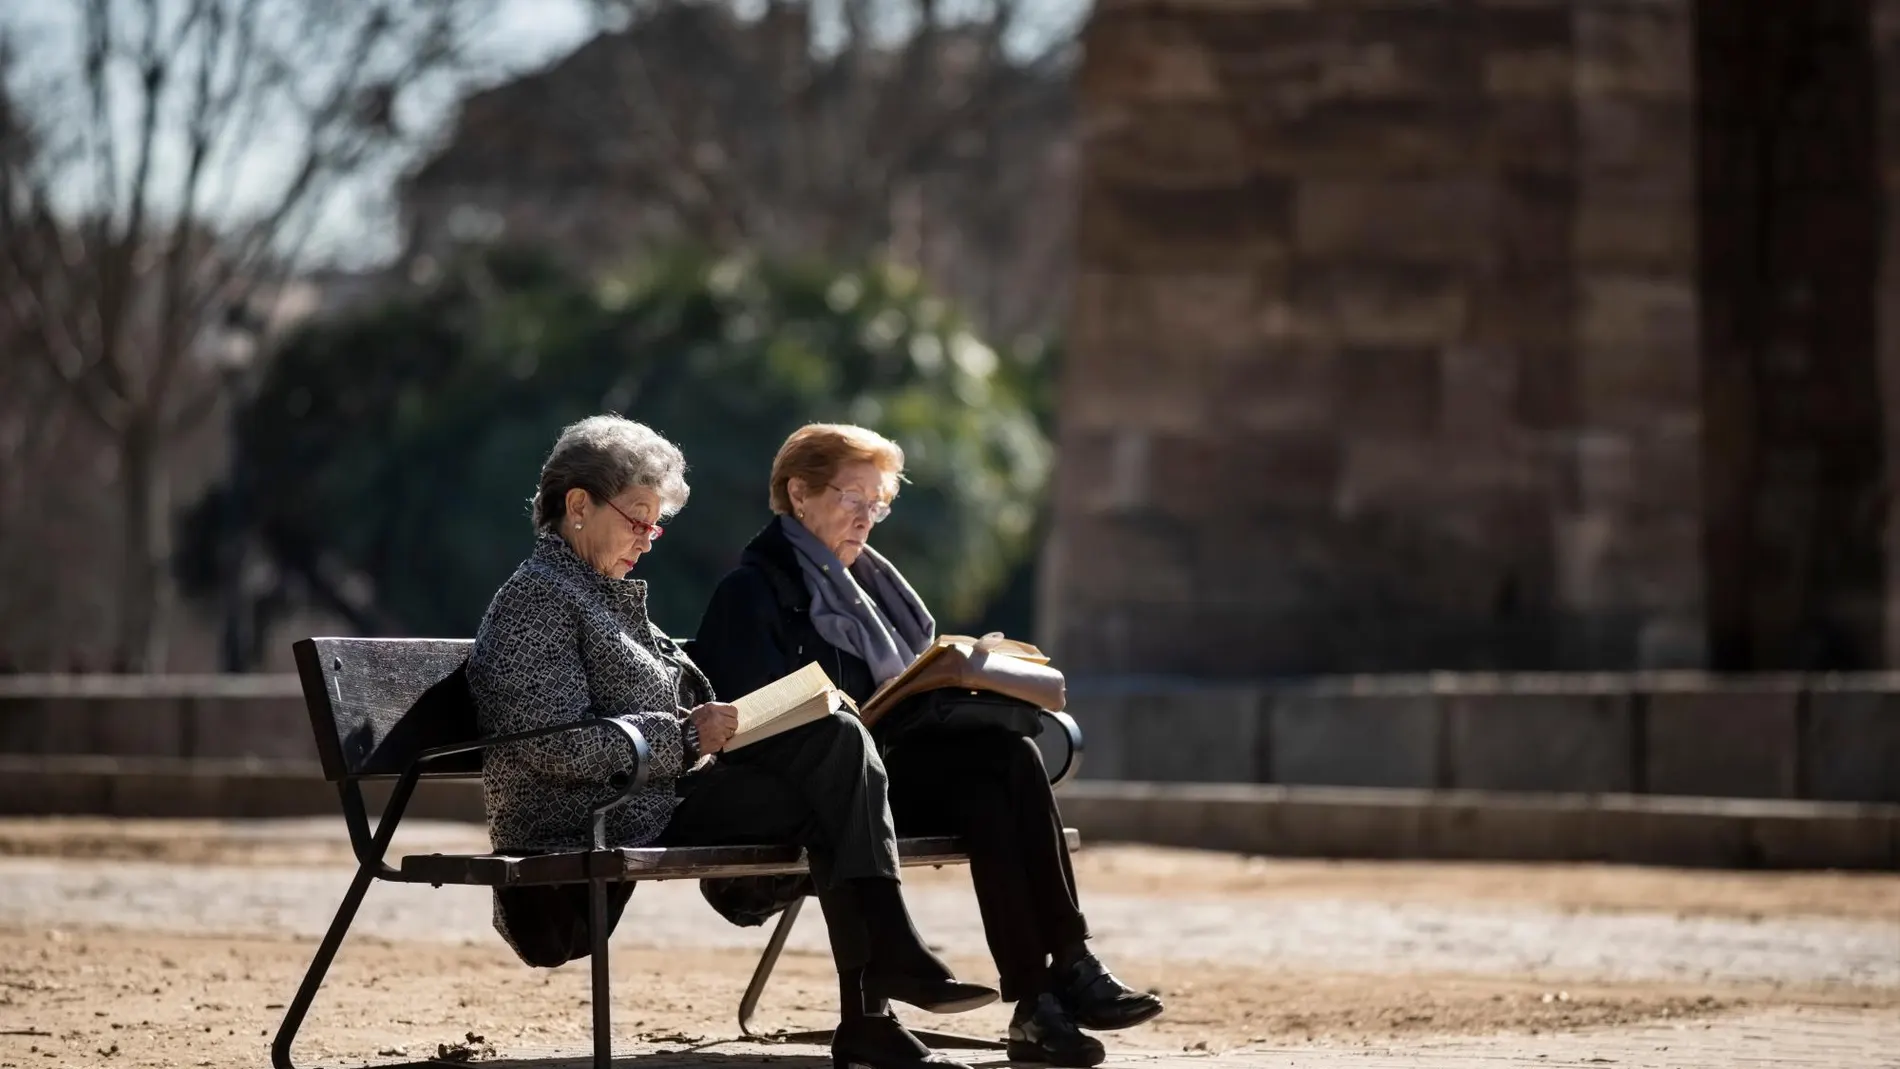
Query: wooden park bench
272 636 1085 1069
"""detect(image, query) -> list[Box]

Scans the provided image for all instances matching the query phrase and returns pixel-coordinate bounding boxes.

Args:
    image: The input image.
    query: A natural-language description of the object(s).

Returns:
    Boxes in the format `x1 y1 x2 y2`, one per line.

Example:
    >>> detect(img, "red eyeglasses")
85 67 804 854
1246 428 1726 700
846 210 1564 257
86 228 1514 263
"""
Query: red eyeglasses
599 496 664 541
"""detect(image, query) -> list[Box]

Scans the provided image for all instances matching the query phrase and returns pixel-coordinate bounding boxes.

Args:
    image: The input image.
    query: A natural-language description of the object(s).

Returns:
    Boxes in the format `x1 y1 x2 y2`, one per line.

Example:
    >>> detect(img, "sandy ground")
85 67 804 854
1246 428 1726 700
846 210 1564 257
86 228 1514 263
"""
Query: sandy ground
0 818 1895 1069
5 817 1897 922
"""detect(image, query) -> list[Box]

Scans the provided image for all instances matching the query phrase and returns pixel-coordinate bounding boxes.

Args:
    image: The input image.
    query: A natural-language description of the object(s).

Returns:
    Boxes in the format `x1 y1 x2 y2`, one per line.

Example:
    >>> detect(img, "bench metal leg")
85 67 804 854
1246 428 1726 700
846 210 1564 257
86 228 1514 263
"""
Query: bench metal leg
590 875 614 1069
271 861 377 1069
737 896 805 1036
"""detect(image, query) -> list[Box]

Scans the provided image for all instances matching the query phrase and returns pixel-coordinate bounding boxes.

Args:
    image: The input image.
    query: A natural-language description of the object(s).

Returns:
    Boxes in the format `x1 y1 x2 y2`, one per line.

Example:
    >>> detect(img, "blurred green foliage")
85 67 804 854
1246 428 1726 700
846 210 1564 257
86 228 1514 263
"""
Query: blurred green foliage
177 248 1054 645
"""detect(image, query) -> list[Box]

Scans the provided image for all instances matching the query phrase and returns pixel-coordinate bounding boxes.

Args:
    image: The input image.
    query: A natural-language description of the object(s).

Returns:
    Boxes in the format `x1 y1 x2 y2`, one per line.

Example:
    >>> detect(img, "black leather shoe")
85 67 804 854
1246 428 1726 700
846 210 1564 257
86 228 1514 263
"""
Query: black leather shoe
1049 953 1162 1031
864 971 999 1014
834 1013 973 1069
1007 993 1106 1067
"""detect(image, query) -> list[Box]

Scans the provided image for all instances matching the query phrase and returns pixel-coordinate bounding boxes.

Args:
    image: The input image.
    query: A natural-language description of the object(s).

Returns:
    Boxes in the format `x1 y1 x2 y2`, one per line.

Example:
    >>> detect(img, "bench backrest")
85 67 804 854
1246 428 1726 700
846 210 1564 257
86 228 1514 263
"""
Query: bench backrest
292 634 704 782
293 637 480 781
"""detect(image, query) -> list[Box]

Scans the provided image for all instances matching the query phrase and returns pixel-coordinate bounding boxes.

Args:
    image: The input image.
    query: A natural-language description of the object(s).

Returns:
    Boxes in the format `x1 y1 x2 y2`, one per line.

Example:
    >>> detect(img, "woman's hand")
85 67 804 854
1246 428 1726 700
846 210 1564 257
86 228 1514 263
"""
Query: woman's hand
691 702 741 754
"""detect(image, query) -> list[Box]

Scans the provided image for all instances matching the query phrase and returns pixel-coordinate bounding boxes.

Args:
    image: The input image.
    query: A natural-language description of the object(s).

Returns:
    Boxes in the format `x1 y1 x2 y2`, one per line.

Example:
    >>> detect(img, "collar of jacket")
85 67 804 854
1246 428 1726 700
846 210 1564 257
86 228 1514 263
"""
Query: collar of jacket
531 529 649 611
739 518 811 615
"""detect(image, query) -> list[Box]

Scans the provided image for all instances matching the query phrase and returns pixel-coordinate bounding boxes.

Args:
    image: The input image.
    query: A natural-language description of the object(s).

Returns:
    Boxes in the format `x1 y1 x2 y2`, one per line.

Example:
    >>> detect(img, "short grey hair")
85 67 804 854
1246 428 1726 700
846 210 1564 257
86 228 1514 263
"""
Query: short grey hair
532 415 690 530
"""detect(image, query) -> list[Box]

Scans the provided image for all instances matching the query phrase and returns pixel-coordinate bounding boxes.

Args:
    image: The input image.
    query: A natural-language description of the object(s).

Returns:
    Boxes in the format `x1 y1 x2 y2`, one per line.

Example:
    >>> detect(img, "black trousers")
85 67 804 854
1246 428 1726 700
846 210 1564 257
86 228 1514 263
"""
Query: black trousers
885 731 1090 1001
496 711 899 969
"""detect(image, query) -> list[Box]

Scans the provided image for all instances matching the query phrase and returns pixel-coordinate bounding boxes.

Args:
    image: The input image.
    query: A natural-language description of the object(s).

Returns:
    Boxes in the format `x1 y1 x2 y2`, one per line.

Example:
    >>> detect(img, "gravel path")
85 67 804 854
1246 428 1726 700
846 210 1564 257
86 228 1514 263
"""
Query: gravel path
2 854 1892 989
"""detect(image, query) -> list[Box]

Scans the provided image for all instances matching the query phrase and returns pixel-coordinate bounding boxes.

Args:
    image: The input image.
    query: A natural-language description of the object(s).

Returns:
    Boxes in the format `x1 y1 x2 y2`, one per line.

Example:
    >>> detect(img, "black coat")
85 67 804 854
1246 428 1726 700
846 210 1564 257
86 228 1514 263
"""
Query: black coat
693 519 882 706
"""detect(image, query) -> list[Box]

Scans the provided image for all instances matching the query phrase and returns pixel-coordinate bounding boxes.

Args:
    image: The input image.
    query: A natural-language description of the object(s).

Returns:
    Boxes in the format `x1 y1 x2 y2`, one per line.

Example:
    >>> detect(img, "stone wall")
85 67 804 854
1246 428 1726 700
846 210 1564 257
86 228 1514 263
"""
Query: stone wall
1047 0 1707 676
1068 674 1900 803
0 677 312 762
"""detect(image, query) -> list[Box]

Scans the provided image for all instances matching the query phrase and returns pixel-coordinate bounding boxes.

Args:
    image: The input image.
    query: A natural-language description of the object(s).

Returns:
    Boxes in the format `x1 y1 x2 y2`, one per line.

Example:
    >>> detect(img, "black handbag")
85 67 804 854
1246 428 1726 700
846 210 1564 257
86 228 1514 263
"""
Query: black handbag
870 688 1044 753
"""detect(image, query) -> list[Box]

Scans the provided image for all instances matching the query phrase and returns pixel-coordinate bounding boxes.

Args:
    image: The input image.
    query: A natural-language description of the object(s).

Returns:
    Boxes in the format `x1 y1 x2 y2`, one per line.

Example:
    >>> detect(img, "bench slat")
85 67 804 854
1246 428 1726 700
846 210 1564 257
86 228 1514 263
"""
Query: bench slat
399 829 1082 887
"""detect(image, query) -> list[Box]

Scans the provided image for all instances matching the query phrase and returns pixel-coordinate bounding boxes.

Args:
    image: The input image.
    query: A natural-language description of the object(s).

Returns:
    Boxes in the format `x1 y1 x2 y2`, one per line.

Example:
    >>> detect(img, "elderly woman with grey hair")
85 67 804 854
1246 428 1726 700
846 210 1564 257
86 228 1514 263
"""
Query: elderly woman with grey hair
467 415 993 1069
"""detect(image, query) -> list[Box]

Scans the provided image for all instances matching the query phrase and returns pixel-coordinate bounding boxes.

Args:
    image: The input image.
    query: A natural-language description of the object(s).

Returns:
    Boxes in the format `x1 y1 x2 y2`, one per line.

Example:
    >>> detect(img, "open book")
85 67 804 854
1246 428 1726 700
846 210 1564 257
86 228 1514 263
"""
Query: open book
857 633 1054 727
723 661 858 751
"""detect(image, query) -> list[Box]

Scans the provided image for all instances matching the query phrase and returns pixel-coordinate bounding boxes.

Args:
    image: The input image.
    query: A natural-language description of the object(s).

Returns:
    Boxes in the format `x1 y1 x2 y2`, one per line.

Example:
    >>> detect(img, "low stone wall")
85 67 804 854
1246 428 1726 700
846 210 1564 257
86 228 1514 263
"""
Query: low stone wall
1070 673 1900 802
2 673 1897 802
0 676 312 762
1 756 1892 869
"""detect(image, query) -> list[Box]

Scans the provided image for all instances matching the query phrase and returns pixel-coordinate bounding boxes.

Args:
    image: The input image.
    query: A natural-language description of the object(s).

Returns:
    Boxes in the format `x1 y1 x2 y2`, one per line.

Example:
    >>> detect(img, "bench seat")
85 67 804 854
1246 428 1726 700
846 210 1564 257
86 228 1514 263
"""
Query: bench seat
400 830 1082 886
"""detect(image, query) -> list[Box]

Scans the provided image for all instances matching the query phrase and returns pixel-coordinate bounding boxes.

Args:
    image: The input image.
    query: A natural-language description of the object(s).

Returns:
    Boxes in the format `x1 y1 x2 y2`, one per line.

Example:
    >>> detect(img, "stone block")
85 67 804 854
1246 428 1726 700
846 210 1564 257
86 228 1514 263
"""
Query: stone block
1483 99 1577 175
1576 273 1699 425
1081 11 1225 104
1209 345 1339 433
86 698 186 756
1446 693 1634 792
1244 99 1484 180
1338 346 1444 435
1484 48 1573 99
1338 438 1543 513
1437 344 1519 439
1553 509 1702 613
1069 271 1259 360
1078 176 1292 271
1575 97 1695 182
1054 516 1198 604
1295 180 1495 263
1571 425 1701 513
1804 689 1900 802
1288 264 1470 347
186 698 319 761
1205 430 1345 515
1266 692 1440 788
1468 278 1573 349
108 767 237 818
1117 686 1262 783
1492 175 1574 267
1067 691 1132 781
1574 5 1694 100
1085 104 1252 187
1576 178 1697 271
1644 688 1801 798
1150 430 1344 519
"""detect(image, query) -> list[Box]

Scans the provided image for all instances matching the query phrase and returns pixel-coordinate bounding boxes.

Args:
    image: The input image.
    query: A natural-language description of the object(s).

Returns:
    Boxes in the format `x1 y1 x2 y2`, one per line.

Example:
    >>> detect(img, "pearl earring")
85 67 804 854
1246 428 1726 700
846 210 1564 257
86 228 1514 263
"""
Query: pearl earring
574 523 583 530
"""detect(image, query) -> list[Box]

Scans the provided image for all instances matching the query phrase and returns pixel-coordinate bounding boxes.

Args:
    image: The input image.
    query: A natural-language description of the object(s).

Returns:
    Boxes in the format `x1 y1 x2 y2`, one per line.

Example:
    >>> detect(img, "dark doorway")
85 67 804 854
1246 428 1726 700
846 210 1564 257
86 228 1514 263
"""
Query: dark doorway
1696 0 1886 669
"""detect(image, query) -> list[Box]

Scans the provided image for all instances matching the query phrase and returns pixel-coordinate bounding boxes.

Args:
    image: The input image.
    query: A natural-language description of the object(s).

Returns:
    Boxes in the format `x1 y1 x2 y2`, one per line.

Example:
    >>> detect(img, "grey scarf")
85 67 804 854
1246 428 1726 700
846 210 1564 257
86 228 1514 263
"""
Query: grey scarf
779 515 935 685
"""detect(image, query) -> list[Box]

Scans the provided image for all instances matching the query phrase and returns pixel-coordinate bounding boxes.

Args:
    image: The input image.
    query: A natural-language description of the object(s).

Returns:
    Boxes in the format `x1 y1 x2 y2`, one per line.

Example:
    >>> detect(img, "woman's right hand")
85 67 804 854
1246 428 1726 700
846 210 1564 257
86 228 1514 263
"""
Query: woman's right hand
690 701 741 754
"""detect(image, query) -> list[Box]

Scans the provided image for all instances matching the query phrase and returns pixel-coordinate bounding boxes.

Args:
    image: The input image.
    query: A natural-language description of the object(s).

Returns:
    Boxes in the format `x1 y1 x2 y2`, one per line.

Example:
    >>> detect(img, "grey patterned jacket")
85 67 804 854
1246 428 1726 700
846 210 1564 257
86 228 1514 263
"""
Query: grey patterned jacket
467 532 714 855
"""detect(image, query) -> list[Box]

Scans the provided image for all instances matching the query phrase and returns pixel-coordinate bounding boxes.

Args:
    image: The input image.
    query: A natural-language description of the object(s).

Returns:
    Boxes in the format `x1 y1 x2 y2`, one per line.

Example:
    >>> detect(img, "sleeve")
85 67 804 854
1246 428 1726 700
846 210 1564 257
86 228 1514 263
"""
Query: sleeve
469 577 686 783
691 567 792 702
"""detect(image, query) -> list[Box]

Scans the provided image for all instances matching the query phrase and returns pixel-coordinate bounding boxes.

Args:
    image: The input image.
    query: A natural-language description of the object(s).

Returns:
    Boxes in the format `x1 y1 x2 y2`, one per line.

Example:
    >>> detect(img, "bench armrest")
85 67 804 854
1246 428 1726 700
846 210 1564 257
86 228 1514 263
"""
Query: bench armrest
419 717 654 851
1039 709 1083 787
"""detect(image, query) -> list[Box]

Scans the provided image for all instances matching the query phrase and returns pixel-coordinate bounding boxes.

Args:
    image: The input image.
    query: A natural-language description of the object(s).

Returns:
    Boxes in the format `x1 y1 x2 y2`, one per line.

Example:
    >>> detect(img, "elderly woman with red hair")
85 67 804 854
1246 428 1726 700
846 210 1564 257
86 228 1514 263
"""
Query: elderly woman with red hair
694 423 1163 1068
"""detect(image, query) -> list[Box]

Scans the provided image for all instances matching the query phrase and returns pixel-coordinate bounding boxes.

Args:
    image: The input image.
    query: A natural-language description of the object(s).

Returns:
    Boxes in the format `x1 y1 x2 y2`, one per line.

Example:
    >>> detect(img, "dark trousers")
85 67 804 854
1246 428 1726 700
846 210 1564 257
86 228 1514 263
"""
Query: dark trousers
496 711 900 969
663 710 900 970
885 731 1090 1001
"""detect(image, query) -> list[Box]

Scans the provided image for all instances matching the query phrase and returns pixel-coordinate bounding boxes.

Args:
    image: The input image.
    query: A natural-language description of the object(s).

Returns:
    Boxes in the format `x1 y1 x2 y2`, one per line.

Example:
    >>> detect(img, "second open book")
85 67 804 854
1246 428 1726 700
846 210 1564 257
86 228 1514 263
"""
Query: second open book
723 661 859 751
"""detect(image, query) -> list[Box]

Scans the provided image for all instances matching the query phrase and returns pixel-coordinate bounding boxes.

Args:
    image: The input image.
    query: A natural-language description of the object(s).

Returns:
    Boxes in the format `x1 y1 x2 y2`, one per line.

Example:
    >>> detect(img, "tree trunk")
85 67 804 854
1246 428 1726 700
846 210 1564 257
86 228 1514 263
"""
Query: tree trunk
114 418 172 672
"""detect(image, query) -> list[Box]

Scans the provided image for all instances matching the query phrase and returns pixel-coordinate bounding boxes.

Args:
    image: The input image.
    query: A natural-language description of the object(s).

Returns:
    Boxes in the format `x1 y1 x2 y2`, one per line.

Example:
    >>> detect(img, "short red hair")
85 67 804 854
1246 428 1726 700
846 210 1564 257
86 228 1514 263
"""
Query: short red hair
768 424 904 515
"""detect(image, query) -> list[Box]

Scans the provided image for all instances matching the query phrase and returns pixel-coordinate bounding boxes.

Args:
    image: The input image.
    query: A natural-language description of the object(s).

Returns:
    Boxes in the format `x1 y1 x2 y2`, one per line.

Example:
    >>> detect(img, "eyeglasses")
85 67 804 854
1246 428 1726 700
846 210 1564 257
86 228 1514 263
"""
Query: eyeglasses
598 495 664 541
830 485 892 523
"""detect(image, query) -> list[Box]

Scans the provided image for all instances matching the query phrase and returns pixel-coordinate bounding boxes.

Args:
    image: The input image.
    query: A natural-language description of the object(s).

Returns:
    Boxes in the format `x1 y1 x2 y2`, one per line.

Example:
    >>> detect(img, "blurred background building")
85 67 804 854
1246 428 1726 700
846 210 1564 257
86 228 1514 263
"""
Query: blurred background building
1046 0 1900 676
2 0 1898 706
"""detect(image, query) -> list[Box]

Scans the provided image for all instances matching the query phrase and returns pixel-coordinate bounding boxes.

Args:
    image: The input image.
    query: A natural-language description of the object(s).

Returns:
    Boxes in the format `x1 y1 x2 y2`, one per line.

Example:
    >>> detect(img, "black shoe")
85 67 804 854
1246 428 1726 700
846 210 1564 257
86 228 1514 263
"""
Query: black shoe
1049 953 1162 1031
834 1013 973 1069
1006 993 1106 1067
864 970 999 1014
